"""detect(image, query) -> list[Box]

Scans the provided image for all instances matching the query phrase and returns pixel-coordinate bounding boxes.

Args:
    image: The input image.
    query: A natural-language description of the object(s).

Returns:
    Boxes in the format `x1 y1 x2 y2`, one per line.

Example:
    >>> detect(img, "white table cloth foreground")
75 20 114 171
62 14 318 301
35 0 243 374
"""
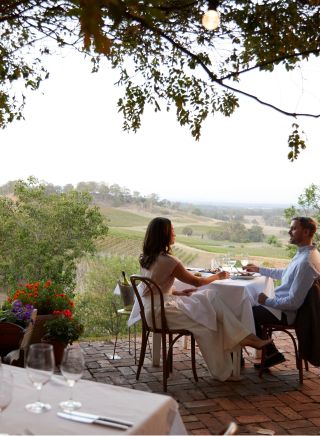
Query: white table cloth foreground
2 365 187 435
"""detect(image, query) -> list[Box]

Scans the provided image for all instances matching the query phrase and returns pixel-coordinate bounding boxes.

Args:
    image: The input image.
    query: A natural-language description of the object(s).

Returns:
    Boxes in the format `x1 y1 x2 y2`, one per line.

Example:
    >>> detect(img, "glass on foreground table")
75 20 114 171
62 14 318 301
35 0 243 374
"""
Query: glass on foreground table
25 343 55 413
59 346 85 412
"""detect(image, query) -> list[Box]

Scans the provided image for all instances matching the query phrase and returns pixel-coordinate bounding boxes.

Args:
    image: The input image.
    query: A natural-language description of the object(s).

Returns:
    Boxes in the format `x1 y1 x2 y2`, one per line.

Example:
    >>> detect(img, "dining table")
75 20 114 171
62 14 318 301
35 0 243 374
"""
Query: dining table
1 364 187 435
126 270 274 378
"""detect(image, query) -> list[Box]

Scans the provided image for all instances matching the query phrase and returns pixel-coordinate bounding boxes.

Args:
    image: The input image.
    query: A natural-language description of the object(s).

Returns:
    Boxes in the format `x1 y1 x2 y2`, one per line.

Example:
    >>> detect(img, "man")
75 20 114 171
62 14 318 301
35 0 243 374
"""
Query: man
246 217 320 369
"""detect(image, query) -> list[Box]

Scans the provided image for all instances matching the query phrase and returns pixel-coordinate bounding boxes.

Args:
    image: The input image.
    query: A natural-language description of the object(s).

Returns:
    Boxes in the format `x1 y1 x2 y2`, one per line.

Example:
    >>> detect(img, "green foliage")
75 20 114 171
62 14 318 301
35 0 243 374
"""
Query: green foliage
0 177 108 291
267 235 282 247
44 315 84 345
284 183 320 254
75 255 139 338
288 123 307 161
0 1 319 156
182 226 193 236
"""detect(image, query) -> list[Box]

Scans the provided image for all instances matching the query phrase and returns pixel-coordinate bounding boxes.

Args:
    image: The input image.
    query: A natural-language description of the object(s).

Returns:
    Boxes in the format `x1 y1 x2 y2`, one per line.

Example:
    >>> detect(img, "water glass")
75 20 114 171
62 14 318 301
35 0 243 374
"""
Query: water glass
60 346 85 411
25 343 55 413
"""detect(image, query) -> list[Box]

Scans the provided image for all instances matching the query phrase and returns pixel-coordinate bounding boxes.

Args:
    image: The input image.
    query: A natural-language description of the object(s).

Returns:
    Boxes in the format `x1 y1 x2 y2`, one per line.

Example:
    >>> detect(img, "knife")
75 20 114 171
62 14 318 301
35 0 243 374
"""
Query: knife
57 412 131 430
65 410 133 427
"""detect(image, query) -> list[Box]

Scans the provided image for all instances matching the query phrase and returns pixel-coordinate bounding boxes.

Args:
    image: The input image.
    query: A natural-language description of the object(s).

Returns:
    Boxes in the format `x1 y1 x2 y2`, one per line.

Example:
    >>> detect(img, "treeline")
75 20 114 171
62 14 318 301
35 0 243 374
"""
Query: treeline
0 180 178 210
0 179 286 227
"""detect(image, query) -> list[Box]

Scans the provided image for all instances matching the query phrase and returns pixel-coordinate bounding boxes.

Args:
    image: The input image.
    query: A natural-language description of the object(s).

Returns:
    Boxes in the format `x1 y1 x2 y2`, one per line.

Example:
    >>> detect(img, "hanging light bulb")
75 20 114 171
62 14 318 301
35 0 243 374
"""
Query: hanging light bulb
202 9 220 30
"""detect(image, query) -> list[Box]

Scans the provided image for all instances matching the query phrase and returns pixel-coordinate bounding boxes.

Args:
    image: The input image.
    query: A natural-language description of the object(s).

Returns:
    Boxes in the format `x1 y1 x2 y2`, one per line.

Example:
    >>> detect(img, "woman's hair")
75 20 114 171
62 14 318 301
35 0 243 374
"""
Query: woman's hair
139 217 172 269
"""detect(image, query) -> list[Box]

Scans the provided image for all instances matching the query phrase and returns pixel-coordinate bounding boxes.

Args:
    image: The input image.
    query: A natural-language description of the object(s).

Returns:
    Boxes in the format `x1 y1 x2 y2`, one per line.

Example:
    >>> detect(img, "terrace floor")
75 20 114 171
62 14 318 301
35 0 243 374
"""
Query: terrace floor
80 333 320 435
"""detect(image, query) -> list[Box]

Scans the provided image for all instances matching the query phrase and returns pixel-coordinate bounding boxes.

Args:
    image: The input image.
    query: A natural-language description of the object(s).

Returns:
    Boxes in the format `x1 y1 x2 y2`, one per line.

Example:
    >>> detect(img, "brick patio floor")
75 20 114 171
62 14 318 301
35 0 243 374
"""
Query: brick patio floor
80 333 320 435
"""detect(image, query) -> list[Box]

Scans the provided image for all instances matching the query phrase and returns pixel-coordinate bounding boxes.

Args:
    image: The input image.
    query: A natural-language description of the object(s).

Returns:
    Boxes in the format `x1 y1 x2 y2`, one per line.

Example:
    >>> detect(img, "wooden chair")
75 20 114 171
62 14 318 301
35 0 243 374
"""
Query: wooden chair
3 309 38 367
258 323 307 383
258 280 320 383
130 275 198 392
0 322 25 358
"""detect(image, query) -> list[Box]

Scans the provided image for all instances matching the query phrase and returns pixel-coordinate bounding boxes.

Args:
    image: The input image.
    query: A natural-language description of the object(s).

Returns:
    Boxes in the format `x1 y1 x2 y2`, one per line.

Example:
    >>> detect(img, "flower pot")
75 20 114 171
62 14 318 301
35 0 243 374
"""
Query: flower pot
41 338 67 366
29 314 58 345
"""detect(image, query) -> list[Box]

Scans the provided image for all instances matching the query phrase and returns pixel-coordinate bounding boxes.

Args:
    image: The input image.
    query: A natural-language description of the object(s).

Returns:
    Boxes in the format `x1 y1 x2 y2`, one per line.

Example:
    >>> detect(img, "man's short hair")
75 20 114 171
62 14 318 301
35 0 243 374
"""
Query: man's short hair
292 216 318 237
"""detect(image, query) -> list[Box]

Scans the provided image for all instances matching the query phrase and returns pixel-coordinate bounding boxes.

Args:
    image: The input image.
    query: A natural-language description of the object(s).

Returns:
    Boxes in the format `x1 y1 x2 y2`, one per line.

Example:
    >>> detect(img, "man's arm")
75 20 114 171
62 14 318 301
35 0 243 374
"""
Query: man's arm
264 263 317 311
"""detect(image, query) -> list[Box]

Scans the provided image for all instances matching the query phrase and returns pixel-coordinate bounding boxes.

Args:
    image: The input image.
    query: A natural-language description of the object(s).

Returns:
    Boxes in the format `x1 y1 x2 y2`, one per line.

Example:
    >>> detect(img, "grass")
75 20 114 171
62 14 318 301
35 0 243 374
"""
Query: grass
99 206 150 227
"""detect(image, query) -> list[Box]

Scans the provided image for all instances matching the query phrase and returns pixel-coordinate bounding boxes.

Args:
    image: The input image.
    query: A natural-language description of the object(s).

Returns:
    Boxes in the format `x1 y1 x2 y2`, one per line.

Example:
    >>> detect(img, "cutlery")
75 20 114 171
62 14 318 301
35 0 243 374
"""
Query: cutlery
57 411 132 430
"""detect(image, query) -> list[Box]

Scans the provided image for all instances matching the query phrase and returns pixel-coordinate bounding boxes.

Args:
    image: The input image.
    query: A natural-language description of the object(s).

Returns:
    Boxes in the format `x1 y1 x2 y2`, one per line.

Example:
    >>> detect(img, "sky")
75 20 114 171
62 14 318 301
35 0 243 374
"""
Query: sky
0 49 319 206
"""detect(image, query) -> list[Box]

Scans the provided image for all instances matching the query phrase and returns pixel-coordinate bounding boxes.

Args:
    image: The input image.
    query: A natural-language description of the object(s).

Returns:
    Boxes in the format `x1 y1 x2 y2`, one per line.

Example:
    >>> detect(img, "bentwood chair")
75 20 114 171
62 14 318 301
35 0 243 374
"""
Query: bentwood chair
0 322 25 358
3 309 38 367
130 275 198 392
258 279 320 384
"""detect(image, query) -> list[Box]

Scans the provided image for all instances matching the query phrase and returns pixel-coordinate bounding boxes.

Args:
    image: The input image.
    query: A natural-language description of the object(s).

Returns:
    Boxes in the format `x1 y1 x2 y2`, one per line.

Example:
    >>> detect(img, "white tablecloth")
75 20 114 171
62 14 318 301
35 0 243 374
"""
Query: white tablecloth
2 365 187 435
174 275 275 333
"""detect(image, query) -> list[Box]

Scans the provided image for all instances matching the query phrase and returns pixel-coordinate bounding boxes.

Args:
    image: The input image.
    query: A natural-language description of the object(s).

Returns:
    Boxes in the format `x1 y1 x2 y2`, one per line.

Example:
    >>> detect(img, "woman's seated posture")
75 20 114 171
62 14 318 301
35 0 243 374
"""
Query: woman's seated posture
139 217 271 381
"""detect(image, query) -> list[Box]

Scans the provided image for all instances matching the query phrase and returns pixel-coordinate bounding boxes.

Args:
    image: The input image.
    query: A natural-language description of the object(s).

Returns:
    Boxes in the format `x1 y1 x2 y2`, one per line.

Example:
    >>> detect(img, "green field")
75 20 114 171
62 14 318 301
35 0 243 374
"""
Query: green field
98 206 150 227
96 205 290 265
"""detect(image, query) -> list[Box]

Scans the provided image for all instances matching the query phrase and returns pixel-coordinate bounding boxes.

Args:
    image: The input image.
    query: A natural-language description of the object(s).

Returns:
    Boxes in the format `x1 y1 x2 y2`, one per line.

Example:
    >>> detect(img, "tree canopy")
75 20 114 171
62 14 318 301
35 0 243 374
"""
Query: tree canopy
1 0 319 158
0 177 108 291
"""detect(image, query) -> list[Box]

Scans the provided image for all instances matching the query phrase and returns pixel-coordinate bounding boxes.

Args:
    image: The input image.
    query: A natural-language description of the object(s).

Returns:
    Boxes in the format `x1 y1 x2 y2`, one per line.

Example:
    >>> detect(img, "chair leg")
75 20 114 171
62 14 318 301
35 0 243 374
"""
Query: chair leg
136 329 149 380
298 355 303 384
304 360 309 371
134 324 137 365
128 326 131 355
169 333 173 373
112 332 118 360
191 335 198 382
259 326 270 378
162 332 167 392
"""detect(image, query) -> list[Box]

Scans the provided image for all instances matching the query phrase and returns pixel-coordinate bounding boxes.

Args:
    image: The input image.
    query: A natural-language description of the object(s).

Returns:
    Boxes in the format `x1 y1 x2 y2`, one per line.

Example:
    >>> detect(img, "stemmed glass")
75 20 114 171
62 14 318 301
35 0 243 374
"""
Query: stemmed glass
59 346 85 411
228 256 237 273
240 254 249 270
0 364 13 436
25 343 55 413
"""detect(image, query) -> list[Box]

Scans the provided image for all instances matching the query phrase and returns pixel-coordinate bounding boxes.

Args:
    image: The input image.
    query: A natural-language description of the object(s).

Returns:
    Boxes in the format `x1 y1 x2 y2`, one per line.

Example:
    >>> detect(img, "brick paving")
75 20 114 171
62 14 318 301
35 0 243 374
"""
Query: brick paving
80 333 320 435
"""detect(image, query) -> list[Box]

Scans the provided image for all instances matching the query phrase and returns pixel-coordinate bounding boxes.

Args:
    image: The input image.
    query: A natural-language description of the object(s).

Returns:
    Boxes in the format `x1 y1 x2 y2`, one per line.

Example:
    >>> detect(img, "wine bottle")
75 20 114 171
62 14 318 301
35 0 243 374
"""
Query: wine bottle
121 271 130 286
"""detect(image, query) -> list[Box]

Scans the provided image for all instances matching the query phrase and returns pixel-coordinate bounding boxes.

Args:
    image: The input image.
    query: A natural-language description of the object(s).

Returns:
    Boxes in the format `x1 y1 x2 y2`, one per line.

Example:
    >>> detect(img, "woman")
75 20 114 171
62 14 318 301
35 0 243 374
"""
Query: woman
139 217 271 381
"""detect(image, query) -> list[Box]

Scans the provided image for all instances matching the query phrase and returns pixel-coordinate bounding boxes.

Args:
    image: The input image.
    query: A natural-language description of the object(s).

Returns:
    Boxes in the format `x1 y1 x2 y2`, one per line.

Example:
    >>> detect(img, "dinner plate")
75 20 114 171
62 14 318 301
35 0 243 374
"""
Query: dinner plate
231 275 255 280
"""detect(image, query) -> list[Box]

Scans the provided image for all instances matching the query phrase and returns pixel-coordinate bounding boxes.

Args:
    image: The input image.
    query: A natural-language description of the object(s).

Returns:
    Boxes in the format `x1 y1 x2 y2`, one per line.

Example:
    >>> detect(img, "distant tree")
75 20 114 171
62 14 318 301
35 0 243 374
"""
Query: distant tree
267 235 282 247
0 177 108 291
192 208 202 216
247 225 264 242
182 226 193 237
284 183 320 254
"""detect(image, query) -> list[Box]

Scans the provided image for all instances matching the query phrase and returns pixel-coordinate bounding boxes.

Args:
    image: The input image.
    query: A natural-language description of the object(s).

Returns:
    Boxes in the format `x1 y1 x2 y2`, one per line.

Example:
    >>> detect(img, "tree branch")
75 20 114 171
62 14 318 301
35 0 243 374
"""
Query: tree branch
125 10 320 119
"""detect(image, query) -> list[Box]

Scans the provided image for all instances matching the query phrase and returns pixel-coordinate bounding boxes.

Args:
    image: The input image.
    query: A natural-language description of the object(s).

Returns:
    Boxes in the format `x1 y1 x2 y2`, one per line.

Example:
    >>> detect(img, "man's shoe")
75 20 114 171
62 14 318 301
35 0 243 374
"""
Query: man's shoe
254 352 286 370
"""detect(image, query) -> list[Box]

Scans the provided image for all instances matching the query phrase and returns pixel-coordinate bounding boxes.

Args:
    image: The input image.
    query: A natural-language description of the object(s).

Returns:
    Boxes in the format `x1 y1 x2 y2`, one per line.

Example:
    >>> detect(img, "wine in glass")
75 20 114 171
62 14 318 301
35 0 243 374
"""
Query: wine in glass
25 343 55 413
60 346 85 411
0 367 13 436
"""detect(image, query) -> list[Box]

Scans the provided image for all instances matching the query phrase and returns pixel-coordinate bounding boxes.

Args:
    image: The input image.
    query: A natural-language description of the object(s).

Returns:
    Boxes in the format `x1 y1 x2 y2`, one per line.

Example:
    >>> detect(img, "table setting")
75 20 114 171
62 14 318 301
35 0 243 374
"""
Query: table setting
0 344 187 435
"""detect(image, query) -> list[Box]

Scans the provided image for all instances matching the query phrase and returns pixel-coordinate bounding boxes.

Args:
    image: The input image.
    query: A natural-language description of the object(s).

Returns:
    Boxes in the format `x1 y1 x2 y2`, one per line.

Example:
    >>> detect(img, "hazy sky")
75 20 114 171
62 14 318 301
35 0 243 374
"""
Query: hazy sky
0 49 319 205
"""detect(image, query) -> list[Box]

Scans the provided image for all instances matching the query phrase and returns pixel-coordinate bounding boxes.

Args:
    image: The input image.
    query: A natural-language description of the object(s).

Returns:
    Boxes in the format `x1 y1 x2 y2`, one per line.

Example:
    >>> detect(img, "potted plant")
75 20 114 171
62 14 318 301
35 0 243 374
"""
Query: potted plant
42 310 84 364
0 300 35 328
5 280 76 344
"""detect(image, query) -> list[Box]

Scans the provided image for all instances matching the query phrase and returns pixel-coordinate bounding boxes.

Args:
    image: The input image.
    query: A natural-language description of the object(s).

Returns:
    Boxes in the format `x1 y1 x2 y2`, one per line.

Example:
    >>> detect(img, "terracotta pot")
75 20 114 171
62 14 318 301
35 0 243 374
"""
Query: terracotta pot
41 338 67 366
29 314 58 345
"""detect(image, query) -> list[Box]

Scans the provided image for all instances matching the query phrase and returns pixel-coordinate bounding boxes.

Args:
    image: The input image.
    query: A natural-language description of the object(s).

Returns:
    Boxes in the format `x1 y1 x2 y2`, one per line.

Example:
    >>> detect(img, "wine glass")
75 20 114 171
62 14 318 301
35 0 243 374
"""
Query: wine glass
240 254 249 270
0 366 13 436
59 346 85 411
210 257 219 271
25 343 55 413
228 257 237 273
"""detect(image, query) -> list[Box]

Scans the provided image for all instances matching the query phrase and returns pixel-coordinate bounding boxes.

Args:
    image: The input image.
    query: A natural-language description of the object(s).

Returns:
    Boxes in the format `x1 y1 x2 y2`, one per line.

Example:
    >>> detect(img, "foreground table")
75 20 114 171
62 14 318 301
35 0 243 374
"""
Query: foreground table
2 365 187 435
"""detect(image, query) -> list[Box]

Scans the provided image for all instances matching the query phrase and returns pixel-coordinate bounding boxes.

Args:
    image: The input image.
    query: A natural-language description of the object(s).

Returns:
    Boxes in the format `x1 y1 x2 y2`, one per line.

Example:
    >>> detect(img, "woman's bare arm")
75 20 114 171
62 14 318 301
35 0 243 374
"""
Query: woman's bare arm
173 262 229 287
